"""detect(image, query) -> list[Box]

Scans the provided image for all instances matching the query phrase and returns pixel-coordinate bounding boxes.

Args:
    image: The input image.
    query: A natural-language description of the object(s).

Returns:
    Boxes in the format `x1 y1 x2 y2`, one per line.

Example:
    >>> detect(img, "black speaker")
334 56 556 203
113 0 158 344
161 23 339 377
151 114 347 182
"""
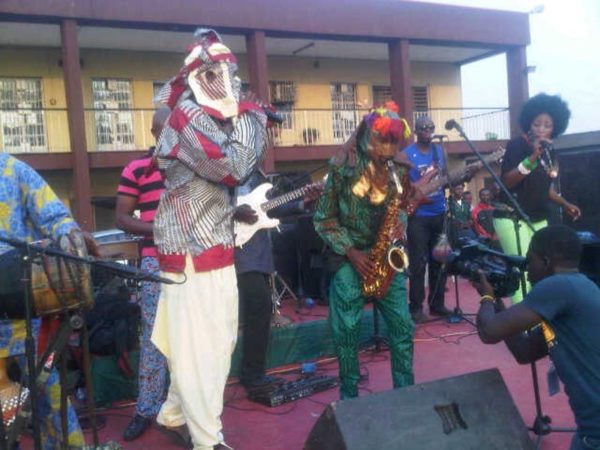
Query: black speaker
558 146 600 235
581 241 600 286
304 369 534 450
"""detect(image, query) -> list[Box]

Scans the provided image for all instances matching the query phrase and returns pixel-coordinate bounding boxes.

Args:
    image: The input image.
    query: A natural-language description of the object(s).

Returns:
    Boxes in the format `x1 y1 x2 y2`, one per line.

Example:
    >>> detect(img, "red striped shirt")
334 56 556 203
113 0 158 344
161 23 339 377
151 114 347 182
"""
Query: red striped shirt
117 154 165 257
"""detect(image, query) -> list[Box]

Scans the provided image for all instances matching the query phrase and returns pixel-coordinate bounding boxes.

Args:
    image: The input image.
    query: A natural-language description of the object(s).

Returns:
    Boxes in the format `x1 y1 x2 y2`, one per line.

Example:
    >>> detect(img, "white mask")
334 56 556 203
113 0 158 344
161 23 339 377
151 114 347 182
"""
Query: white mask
187 61 240 118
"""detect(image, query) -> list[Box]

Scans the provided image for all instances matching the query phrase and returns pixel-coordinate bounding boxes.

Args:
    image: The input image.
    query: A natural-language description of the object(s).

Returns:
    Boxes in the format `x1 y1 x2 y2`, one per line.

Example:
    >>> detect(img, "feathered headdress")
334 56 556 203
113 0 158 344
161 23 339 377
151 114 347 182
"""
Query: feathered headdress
363 101 411 141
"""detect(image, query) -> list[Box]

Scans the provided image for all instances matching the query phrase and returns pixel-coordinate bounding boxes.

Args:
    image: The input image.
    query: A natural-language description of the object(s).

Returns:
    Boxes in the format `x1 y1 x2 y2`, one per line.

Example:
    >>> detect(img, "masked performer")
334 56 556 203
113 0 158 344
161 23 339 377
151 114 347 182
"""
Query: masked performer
494 93 581 302
313 102 414 399
150 29 267 449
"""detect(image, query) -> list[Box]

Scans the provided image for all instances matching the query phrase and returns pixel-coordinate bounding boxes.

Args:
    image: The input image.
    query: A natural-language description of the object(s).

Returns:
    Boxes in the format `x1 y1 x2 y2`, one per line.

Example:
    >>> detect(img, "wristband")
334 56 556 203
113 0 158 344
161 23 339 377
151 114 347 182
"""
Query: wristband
517 162 531 175
522 157 538 171
480 295 495 305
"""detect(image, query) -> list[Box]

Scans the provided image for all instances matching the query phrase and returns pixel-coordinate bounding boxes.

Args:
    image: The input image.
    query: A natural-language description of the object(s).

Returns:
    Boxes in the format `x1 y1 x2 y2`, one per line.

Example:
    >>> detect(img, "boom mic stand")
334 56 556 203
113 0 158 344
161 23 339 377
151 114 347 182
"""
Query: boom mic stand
0 236 180 450
445 119 575 447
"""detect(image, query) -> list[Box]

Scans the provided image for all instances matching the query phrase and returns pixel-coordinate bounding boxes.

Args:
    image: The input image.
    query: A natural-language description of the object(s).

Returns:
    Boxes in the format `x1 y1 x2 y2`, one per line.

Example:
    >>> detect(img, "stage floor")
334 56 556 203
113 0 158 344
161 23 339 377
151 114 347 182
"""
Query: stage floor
26 279 576 449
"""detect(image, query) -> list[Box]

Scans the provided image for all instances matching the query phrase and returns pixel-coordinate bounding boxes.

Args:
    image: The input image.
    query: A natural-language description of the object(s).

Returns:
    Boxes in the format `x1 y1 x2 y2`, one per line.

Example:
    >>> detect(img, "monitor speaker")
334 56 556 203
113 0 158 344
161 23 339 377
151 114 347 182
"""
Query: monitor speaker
304 368 534 450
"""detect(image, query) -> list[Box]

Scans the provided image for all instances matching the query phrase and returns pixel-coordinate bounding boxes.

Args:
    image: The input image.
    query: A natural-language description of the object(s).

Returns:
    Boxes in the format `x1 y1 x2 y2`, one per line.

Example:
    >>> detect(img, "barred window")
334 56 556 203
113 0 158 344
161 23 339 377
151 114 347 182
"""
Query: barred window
153 81 165 104
269 81 296 130
331 83 358 144
371 85 429 111
0 78 47 153
92 79 135 150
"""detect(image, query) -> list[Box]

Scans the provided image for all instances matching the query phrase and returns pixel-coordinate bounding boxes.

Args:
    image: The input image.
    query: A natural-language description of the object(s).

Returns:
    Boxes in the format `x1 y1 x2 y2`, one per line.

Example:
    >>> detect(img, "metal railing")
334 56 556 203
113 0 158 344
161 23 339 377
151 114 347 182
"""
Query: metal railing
0 107 510 154
413 107 510 141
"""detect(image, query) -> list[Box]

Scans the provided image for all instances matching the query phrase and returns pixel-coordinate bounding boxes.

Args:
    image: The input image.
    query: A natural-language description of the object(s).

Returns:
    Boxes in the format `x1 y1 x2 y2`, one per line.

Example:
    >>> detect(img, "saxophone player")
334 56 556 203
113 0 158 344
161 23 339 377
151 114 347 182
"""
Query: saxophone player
313 102 414 399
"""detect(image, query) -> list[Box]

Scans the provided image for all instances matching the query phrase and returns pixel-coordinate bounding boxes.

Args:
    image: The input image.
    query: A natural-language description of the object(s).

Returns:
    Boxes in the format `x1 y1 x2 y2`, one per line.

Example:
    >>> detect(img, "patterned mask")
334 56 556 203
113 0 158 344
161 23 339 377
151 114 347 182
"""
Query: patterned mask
186 48 241 118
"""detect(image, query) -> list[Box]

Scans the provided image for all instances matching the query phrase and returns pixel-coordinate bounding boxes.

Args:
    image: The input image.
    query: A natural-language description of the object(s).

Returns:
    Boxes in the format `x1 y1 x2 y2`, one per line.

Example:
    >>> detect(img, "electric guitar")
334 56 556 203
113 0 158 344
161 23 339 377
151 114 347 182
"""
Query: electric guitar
234 180 325 247
409 147 505 211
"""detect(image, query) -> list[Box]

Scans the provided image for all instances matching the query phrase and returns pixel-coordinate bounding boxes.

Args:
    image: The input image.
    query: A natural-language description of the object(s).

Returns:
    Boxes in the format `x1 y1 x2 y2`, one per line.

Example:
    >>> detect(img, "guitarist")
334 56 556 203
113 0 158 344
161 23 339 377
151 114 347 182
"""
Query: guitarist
402 116 452 323
233 170 321 392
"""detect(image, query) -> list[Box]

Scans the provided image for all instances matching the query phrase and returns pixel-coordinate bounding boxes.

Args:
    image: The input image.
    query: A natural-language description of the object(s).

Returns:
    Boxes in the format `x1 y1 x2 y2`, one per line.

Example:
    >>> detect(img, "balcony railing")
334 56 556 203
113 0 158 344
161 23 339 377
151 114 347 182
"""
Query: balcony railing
0 107 510 154
413 107 510 142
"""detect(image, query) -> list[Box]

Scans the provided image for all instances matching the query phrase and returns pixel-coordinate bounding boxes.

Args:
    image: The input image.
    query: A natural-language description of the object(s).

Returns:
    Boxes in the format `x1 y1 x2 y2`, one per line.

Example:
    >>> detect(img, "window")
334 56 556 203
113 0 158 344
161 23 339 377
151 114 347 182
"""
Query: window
330 83 358 144
412 86 429 111
269 81 296 130
372 85 392 107
371 85 429 111
153 81 165 104
92 79 134 150
0 78 47 153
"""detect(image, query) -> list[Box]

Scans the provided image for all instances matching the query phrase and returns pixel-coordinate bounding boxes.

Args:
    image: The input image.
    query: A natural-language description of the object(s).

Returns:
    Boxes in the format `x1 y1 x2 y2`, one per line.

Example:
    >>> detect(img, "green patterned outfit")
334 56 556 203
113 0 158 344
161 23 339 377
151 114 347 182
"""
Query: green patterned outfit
313 136 414 399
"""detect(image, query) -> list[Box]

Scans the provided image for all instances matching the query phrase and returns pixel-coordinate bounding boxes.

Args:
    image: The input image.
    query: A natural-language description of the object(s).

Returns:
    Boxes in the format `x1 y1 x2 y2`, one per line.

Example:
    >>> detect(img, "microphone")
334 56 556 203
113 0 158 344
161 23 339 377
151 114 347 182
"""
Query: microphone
432 134 447 140
264 107 284 125
445 119 459 131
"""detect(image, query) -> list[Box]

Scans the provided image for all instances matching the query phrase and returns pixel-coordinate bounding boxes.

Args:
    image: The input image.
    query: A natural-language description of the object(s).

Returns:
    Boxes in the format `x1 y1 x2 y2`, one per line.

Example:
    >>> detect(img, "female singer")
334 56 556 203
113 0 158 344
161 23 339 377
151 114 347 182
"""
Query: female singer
494 93 581 302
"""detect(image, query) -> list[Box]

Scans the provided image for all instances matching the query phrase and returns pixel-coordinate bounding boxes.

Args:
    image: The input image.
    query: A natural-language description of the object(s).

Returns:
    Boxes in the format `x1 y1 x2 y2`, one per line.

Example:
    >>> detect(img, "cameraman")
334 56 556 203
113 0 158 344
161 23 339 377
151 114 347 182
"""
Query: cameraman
472 225 600 450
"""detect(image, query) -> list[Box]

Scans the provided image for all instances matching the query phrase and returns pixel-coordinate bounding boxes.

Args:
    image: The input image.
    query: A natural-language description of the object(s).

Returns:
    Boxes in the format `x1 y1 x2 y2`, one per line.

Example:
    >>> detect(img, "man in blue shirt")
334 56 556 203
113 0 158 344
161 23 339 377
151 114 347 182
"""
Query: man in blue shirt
474 225 600 450
402 116 449 323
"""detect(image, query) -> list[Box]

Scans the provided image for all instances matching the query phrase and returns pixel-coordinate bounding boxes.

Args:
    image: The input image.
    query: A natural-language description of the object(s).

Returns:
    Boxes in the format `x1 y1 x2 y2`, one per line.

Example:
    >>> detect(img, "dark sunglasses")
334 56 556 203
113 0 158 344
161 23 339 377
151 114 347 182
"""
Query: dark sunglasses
417 125 435 132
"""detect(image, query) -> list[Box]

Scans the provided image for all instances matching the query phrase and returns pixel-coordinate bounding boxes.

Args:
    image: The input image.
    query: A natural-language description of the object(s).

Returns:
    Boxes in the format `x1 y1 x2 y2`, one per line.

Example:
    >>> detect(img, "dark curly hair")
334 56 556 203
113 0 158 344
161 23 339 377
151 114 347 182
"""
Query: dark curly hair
518 93 571 137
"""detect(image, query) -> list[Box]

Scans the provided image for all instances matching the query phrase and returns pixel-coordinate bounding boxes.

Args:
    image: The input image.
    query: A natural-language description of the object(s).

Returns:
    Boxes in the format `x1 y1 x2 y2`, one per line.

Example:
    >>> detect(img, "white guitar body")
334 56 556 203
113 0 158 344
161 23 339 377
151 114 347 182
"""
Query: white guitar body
234 183 280 247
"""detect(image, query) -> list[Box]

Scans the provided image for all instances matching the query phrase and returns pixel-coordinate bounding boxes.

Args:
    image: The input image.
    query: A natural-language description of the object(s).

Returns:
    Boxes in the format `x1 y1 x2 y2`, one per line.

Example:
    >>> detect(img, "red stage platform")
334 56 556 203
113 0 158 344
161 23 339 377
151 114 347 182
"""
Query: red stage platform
24 279 575 449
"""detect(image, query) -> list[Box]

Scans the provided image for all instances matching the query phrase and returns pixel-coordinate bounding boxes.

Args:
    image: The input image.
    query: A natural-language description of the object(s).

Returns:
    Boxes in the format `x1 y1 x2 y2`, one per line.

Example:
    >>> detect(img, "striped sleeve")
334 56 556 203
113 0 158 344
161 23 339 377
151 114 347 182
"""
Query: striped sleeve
165 106 267 187
118 161 140 197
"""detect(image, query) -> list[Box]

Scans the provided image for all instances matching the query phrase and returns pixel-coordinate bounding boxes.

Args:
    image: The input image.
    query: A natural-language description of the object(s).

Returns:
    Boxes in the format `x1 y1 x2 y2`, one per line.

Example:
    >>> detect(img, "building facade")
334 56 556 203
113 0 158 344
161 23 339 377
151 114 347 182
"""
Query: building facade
0 0 531 230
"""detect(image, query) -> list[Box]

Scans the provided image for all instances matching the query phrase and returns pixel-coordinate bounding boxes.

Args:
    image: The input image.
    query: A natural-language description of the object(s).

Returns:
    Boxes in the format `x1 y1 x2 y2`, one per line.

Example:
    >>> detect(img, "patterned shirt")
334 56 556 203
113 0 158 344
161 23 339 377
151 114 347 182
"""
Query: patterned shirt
117 152 165 257
314 153 408 256
0 153 78 357
154 99 267 273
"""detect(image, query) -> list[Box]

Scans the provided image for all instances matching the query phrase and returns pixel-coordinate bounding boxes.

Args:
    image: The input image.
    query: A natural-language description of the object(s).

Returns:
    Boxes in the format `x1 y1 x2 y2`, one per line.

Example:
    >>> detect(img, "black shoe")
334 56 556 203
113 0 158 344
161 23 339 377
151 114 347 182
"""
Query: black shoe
123 414 152 441
430 306 452 317
410 311 428 324
156 424 193 449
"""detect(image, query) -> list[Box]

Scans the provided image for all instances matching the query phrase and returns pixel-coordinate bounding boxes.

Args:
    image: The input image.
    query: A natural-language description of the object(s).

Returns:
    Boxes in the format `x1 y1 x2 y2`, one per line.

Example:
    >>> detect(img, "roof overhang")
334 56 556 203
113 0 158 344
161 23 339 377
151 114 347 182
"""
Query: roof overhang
0 0 530 60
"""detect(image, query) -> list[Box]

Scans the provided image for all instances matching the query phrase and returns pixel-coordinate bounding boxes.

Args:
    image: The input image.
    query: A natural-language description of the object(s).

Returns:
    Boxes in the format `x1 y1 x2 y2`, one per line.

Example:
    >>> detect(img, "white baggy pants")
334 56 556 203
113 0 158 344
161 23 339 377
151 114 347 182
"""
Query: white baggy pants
152 256 238 449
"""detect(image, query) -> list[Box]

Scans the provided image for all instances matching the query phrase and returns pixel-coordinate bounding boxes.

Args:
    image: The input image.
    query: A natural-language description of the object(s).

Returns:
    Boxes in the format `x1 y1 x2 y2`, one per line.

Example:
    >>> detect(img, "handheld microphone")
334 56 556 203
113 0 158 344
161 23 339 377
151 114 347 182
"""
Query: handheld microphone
445 119 459 131
538 140 558 178
264 108 284 125
432 134 447 140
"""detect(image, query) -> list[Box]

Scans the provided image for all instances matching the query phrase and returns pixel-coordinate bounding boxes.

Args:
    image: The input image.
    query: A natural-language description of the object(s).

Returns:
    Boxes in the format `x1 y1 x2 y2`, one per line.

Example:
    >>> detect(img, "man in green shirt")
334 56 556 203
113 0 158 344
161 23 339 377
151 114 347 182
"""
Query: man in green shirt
313 102 415 399
448 183 475 245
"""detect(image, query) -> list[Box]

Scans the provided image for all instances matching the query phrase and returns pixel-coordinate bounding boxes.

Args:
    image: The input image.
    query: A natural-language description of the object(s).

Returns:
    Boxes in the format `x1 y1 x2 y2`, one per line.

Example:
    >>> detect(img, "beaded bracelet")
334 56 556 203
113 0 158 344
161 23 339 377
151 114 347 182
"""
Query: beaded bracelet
480 294 495 305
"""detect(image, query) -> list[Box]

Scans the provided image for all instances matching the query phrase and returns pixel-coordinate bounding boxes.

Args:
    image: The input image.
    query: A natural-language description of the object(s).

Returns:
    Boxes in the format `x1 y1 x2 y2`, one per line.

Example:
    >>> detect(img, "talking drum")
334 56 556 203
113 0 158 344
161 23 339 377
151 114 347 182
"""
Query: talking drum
0 239 93 319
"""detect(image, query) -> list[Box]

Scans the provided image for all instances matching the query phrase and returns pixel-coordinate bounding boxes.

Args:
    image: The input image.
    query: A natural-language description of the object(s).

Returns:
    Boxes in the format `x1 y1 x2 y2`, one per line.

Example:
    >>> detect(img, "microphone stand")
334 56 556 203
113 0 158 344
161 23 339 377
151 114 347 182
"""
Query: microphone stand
445 120 575 448
429 136 474 326
0 236 183 449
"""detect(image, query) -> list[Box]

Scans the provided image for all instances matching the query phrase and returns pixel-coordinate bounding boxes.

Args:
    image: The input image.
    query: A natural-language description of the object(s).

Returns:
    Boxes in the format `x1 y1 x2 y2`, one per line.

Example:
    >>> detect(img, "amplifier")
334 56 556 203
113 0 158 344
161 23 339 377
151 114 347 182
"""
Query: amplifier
247 375 338 407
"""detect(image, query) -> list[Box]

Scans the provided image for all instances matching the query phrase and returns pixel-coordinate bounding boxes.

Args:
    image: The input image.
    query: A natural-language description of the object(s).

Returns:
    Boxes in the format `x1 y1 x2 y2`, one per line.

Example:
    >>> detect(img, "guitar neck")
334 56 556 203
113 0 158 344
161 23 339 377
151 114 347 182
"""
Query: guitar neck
424 150 503 195
262 182 320 212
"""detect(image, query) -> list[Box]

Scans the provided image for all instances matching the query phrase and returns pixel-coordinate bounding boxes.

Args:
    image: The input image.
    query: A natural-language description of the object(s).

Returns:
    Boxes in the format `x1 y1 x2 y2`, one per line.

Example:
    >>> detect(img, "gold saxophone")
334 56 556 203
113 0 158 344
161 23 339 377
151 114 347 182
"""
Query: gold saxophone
362 160 410 299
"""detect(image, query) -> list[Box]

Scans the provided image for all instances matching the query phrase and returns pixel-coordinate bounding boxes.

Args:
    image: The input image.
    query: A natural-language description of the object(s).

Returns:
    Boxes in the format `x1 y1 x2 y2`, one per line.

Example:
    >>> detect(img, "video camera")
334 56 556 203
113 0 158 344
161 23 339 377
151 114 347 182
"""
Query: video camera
444 239 526 298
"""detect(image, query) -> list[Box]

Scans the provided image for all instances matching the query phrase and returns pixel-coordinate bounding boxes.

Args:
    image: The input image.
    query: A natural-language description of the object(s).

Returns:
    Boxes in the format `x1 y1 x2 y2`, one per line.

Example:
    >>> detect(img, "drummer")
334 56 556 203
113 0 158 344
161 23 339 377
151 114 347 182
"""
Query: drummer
0 153 97 448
